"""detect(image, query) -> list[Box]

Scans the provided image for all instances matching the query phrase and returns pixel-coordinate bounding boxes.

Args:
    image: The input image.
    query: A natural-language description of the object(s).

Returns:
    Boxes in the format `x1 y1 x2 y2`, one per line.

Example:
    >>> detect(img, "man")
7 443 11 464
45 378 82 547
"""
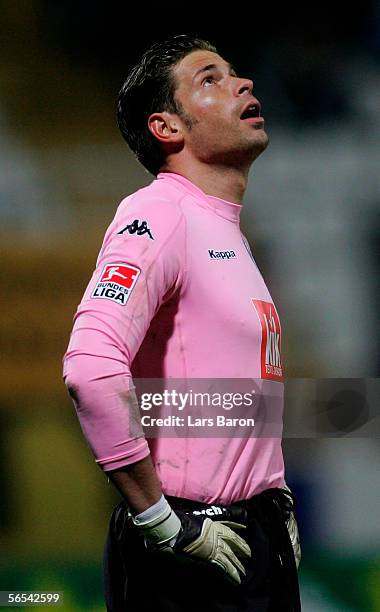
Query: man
63 34 301 611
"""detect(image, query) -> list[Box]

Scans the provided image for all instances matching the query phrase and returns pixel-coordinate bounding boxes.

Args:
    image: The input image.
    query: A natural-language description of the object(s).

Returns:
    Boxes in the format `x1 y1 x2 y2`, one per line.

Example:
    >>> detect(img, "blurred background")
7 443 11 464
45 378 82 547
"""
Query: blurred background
1 1 379 610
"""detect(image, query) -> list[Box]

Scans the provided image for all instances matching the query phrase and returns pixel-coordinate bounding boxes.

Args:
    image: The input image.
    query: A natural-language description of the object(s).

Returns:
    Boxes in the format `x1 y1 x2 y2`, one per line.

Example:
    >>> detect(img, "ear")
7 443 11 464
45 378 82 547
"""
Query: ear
148 112 184 146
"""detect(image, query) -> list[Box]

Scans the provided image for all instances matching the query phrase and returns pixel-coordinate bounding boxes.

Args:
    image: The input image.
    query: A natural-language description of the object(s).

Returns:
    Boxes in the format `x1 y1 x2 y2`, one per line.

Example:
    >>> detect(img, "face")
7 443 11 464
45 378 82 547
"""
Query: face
171 49 269 165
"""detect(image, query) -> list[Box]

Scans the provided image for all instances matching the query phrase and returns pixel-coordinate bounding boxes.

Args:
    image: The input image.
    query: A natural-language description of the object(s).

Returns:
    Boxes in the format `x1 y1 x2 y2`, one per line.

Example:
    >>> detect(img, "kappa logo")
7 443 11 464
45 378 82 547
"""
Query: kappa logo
208 249 236 260
91 263 141 306
118 219 154 240
251 299 284 381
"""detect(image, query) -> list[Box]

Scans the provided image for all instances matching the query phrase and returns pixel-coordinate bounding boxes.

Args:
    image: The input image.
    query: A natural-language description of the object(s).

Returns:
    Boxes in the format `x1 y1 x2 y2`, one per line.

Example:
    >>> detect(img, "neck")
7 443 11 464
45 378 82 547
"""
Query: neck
161 159 250 205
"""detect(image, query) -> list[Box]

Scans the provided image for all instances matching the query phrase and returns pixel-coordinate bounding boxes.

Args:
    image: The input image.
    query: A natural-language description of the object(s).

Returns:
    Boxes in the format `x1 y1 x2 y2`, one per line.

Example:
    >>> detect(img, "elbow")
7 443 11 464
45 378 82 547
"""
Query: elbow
63 354 89 403
63 370 81 404
63 353 133 408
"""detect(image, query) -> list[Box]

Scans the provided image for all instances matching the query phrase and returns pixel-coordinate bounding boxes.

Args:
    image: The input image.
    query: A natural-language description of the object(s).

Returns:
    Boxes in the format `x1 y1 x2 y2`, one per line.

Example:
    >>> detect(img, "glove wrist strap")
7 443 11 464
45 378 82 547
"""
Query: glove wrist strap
131 495 181 546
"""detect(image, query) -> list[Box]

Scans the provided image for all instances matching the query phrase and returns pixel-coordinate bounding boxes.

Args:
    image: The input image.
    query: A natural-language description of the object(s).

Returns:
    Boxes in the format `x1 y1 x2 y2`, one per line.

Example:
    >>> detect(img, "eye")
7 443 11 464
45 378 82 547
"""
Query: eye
202 76 216 87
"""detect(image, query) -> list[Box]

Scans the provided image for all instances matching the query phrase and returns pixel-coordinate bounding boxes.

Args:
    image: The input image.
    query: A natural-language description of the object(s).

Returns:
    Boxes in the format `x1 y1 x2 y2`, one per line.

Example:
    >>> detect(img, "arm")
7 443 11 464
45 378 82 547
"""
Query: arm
63 197 186 476
107 455 162 514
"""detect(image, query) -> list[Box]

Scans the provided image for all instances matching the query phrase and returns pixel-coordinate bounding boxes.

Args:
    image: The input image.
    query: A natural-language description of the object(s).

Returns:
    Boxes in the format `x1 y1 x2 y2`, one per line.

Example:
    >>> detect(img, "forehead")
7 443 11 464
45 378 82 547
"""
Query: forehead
173 49 230 85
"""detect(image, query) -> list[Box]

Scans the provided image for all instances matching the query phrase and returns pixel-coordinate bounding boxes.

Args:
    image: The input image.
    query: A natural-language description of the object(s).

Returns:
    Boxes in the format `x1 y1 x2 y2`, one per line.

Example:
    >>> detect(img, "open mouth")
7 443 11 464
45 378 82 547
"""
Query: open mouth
240 103 261 120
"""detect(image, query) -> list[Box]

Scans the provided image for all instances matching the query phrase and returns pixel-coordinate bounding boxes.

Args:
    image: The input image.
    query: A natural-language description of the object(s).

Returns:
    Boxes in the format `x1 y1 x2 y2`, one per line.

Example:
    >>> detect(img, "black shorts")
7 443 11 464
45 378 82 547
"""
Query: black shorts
103 487 301 612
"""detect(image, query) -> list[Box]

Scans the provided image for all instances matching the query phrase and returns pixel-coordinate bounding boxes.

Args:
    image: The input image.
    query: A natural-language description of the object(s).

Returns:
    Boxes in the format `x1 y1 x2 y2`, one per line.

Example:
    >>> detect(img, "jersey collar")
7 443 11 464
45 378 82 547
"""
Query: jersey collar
156 172 242 223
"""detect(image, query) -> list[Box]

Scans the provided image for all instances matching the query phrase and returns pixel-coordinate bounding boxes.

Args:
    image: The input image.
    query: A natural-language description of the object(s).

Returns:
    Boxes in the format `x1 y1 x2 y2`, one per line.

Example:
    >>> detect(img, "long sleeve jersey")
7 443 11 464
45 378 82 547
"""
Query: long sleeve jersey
63 172 285 505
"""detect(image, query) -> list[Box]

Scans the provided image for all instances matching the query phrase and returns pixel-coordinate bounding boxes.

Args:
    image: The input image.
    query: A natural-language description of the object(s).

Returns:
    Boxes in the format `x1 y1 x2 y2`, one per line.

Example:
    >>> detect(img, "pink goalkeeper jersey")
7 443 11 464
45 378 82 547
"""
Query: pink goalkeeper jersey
63 172 285 504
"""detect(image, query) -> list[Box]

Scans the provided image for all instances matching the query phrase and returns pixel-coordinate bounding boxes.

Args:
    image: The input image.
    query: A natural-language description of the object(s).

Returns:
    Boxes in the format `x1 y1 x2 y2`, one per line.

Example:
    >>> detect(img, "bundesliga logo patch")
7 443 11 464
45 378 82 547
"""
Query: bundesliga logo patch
251 299 284 381
91 263 141 306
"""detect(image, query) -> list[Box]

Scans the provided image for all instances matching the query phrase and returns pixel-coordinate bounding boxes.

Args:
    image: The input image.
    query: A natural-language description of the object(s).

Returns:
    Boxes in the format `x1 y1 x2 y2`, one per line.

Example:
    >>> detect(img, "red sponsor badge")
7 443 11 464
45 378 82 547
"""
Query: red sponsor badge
251 299 284 381
91 263 141 306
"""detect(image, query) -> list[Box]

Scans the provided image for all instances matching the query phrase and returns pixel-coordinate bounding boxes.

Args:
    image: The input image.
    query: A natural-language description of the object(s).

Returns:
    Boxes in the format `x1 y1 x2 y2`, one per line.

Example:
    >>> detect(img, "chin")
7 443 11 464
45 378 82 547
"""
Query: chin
256 126 269 143
252 131 269 154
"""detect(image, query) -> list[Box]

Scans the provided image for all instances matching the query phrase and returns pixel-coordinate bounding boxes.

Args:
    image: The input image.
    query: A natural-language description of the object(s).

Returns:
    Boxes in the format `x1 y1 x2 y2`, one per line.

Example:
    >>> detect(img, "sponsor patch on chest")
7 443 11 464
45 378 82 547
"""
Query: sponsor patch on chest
251 299 284 381
91 263 141 306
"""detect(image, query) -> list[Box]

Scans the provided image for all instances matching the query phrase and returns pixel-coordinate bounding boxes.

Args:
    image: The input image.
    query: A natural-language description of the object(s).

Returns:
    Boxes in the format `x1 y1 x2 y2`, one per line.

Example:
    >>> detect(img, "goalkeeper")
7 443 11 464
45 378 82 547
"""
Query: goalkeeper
64 34 301 611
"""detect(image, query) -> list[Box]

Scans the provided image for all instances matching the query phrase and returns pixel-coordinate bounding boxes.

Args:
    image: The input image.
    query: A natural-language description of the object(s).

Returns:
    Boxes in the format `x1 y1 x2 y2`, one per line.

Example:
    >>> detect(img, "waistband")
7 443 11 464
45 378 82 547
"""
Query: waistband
166 487 295 523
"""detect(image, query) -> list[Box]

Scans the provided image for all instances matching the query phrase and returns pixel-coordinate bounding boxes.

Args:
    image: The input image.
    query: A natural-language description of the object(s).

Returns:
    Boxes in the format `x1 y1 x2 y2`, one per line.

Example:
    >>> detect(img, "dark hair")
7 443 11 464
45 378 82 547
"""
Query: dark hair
117 34 217 176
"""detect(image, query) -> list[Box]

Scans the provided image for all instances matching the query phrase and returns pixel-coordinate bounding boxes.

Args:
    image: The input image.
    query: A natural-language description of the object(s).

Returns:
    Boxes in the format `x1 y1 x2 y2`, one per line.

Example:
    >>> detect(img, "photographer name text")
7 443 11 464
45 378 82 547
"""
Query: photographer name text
141 415 255 428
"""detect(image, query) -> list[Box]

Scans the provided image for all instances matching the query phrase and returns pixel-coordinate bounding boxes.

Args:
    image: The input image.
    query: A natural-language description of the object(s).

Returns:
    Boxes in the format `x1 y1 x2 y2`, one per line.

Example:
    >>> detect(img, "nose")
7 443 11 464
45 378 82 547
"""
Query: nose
233 76 253 97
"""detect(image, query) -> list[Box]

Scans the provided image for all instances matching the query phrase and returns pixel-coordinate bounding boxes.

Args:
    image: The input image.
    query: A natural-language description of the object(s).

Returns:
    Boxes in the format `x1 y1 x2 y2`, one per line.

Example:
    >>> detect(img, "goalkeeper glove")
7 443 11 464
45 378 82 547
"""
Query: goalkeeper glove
131 496 251 584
